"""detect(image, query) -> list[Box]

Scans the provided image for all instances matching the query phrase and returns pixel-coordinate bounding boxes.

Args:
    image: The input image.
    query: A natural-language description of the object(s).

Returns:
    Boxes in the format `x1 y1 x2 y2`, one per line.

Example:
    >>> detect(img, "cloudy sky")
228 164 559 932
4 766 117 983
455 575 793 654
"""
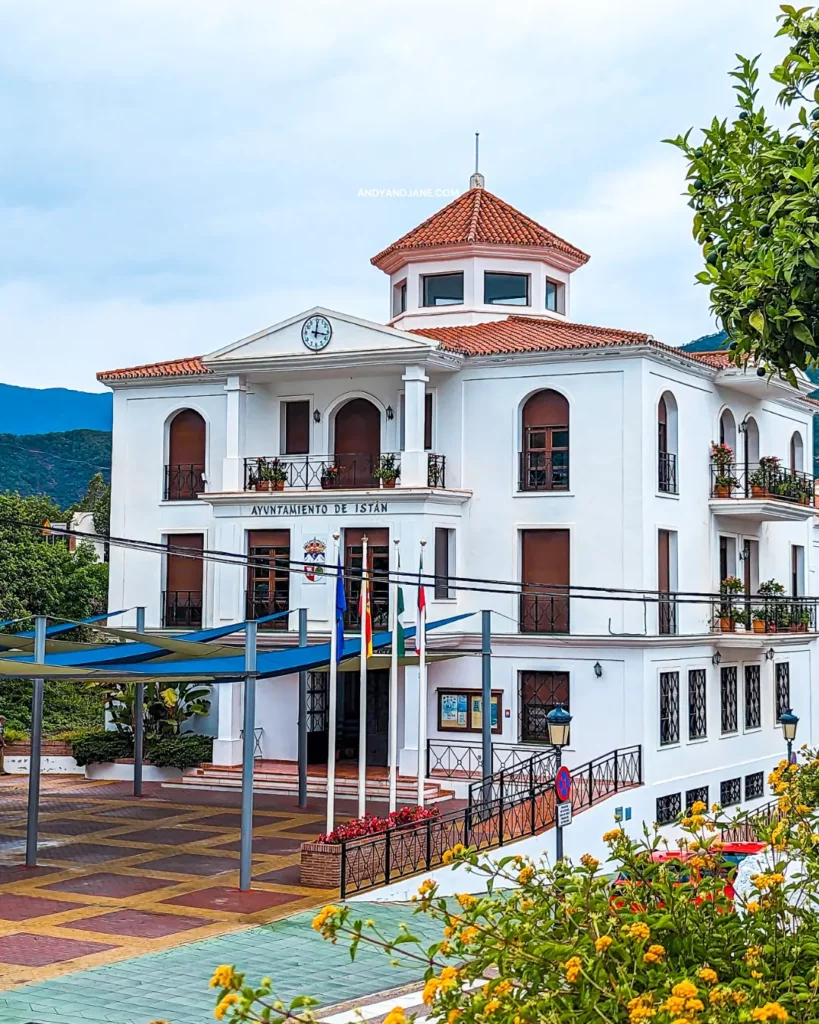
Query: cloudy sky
0 0 785 390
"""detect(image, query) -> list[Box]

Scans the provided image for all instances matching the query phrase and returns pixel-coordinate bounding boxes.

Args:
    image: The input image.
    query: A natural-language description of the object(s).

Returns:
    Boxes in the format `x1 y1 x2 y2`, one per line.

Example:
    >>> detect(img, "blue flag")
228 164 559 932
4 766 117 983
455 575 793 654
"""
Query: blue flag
335 553 346 662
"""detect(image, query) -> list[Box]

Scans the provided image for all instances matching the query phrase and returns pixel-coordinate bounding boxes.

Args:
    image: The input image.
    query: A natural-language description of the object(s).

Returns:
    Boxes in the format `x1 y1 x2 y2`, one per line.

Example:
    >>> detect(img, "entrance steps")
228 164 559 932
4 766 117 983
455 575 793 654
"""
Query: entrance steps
170 760 456 805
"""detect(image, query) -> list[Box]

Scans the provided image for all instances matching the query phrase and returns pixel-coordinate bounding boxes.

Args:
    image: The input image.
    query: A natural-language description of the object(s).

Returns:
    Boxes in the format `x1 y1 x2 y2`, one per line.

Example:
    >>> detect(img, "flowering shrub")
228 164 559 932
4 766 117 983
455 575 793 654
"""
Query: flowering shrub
212 758 819 1024
710 441 734 471
316 804 439 844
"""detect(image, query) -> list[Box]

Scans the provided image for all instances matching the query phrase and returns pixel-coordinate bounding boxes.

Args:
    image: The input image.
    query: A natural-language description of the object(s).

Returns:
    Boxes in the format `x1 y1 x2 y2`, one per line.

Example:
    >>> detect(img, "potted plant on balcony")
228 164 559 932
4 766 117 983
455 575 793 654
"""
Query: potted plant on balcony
752 608 768 633
717 575 743 631
257 458 288 492
751 455 780 498
374 453 400 489
320 463 341 490
710 441 736 497
759 578 785 632
798 608 811 632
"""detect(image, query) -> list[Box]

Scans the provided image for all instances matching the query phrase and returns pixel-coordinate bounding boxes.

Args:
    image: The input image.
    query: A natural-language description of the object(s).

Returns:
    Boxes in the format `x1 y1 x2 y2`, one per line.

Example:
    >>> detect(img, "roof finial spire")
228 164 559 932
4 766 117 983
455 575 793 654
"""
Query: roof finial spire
470 132 484 190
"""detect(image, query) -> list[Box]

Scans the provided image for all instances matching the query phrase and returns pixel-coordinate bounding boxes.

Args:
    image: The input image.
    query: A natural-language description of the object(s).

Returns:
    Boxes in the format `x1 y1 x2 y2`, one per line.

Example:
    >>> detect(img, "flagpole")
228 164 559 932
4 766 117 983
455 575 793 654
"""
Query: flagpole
326 533 340 836
358 534 369 819
416 538 427 808
388 538 400 813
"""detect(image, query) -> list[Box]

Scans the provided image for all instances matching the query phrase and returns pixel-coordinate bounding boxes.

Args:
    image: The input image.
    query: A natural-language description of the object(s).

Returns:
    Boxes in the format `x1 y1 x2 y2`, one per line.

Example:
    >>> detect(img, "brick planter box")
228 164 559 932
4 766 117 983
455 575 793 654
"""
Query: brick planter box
5 740 72 757
300 841 341 889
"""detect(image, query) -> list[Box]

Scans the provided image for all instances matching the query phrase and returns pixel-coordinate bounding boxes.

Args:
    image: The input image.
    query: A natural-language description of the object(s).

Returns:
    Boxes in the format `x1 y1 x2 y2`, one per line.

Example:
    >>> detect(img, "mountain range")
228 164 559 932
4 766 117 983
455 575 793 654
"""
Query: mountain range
0 383 112 435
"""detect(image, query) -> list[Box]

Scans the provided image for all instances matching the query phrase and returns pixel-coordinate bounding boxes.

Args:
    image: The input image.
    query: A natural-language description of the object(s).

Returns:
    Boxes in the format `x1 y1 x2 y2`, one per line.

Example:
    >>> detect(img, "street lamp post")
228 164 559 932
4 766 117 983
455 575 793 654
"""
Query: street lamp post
780 708 799 765
546 704 573 862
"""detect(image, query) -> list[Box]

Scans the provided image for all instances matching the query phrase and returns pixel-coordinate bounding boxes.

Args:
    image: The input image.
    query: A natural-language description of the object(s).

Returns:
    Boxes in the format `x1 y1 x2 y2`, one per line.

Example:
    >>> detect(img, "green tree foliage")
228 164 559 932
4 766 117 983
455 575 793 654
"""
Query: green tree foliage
668 5 819 381
0 429 111 508
104 681 211 737
71 471 111 538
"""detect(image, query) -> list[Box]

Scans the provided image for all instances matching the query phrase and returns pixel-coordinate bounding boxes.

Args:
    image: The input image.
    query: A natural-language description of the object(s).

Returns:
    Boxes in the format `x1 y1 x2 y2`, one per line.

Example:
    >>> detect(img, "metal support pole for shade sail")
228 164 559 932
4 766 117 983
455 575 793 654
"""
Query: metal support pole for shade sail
298 608 308 809
25 615 47 868
239 619 258 891
481 610 492 800
358 535 369 819
133 606 146 797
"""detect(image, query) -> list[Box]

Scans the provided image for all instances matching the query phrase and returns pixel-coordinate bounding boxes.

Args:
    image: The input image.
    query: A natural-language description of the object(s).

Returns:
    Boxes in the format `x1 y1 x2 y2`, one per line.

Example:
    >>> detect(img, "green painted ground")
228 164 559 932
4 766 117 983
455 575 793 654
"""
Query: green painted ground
0 904 443 1024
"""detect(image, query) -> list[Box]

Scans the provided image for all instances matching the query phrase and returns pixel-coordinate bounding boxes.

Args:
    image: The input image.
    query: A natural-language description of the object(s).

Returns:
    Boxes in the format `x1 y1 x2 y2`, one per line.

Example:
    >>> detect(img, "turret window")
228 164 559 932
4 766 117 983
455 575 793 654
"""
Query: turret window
422 272 464 307
392 280 407 317
484 272 529 306
545 278 566 314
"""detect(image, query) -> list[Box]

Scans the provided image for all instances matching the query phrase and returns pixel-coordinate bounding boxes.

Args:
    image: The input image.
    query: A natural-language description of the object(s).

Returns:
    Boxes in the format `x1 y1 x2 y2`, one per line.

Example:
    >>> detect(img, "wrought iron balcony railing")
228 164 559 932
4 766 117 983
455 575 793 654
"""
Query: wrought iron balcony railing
245 590 290 630
164 464 206 501
162 590 203 628
710 459 815 505
243 453 446 491
518 450 569 492
519 592 570 634
710 594 818 633
658 452 677 494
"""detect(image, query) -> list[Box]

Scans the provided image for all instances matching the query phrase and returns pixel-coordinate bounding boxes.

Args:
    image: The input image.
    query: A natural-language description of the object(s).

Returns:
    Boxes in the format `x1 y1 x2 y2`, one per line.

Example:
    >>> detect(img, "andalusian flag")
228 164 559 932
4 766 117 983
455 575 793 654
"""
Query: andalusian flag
396 551 406 658
415 547 427 655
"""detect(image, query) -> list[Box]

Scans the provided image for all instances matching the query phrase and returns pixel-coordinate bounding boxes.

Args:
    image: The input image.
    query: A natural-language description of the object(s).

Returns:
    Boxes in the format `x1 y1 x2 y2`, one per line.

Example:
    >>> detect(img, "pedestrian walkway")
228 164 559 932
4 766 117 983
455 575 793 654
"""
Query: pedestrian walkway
0 902 444 1024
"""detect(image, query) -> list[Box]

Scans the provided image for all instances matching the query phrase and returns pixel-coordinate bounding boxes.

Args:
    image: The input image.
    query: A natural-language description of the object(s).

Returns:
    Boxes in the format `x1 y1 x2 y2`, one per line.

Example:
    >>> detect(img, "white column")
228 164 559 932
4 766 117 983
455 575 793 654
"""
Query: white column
222 375 247 492
212 681 243 765
399 665 421 777
401 365 428 487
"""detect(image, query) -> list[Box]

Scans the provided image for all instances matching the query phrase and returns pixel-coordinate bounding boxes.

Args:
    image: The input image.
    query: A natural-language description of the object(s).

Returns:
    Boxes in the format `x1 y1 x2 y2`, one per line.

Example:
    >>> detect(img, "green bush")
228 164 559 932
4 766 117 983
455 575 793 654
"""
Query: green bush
71 730 133 766
146 734 213 770
0 678 105 736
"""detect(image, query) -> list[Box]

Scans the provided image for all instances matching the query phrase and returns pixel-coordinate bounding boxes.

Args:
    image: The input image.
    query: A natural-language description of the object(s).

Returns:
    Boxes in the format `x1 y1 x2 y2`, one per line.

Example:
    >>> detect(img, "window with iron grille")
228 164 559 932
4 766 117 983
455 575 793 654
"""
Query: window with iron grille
519 671 569 743
306 672 329 732
656 793 681 825
659 672 680 746
776 662 790 723
720 777 741 807
744 664 761 730
685 786 709 812
745 771 764 801
720 666 738 734
688 669 707 740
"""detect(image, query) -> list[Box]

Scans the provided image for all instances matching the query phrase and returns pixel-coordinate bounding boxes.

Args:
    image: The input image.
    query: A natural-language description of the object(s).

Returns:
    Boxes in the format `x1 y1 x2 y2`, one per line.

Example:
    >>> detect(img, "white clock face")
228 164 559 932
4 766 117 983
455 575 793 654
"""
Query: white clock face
301 315 332 351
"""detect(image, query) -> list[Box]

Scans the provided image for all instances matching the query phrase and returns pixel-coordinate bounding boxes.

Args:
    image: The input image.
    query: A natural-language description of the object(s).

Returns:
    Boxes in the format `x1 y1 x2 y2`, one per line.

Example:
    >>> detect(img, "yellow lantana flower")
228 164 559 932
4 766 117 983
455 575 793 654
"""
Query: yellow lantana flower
457 892 477 909
383 1009 406 1024
751 1003 789 1022
629 922 650 940
312 905 340 931
209 965 235 990
643 944 665 964
214 993 240 1021
563 955 582 983
595 935 613 953
698 967 718 985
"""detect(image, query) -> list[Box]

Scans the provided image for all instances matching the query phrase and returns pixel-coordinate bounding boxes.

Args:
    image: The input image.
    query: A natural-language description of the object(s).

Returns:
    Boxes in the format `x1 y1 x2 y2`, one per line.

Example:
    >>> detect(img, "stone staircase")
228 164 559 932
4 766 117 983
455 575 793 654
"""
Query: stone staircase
168 760 455 805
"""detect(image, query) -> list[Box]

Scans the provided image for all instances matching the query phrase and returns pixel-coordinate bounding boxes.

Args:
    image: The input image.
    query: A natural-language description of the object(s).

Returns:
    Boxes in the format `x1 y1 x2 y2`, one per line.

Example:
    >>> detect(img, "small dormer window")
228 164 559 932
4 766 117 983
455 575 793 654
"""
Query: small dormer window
484 272 529 306
393 280 407 317
422 272 464 307
546 278 566 314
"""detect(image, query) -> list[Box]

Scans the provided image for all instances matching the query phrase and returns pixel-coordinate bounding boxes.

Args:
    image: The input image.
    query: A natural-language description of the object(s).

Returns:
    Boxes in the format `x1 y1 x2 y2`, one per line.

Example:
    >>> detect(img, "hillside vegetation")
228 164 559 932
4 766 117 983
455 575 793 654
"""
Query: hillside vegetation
0 429 111 507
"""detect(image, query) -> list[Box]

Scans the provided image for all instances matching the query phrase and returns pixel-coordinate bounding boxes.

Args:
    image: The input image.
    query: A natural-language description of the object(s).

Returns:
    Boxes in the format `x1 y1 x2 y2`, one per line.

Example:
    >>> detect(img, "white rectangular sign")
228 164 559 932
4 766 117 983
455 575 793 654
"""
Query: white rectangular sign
557 801 573 828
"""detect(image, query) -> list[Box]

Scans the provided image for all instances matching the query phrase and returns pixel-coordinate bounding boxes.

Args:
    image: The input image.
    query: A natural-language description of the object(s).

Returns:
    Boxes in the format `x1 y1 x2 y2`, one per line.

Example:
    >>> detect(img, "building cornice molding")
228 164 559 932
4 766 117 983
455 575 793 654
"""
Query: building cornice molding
375 242 586 276
103 374 227 392
204 346 463 376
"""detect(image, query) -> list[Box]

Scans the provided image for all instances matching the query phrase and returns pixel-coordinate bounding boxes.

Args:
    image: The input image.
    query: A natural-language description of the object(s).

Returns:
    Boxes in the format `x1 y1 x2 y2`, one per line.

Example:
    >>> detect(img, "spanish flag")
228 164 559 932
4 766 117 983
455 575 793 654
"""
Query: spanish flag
360 561 374 660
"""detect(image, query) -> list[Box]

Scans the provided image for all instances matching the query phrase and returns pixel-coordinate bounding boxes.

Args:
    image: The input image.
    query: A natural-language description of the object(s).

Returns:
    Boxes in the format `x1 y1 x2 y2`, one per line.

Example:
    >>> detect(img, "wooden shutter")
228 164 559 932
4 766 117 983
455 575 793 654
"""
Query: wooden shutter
658 530 670 592
521 529 569 632
166 533 204 592
284 401 310 455
424 393 433 450
168 410 206 467
434 527 449 599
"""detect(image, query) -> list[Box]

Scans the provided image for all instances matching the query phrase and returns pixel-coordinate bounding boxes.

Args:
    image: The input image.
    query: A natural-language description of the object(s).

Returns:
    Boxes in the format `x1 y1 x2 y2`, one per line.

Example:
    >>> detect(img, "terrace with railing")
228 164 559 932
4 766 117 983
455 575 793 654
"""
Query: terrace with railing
710 457 815 506
243 453 446 491
710 594 818 633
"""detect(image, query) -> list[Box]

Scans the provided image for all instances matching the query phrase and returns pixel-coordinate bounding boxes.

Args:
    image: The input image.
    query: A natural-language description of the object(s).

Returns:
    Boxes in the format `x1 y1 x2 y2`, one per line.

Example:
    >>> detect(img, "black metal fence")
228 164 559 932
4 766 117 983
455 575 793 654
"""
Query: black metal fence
164 464 205 501
162 590 203 628
658 452 677 494
245 591 290 629
710 595 818 633
339 745 642 898
710 460 814 505
427 739 554 779
427 453 446 488
519 592 569 633
720 797 782 843
243 452 446 490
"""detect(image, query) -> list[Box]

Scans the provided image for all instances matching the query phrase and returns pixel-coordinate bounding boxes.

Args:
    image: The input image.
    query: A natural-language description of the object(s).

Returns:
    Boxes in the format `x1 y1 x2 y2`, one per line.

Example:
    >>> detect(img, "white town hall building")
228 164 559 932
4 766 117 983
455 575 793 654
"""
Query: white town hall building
99 172 819 829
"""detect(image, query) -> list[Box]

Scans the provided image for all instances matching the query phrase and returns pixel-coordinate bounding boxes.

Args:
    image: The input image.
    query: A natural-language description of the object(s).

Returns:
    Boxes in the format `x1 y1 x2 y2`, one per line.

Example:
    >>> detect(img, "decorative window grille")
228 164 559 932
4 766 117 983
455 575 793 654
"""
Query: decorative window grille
660 672 680 746
744 665 761 730
306 672 328 732
656 793 682 825
688 669 707 740
720 666 738 734
745 772 764 801
519 671 569 743
775 662 790 723
720 777 741 807
685 786 709 811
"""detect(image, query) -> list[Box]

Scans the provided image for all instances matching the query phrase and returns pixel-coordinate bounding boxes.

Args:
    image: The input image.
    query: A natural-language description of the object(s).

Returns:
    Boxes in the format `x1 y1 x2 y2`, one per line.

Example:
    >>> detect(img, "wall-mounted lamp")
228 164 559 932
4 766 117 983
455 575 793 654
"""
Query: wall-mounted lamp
712 651 722 666
593 661 603 679
766 647 776 661
386 405 394 421
313 409 321 424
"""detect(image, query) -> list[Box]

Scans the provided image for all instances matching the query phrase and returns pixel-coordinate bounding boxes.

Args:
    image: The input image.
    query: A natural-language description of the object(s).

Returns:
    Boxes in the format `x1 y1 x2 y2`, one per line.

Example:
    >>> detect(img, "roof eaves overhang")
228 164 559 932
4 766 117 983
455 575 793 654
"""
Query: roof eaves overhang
373 242 588 276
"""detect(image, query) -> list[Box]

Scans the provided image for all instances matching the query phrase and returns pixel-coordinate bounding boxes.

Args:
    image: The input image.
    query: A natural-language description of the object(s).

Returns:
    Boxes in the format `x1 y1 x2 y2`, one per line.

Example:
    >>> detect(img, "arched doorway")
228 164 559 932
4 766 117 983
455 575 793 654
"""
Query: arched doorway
658 392 678 493
334 398 381 488
790 431 804 472
520 389 569 491
166 409 206 500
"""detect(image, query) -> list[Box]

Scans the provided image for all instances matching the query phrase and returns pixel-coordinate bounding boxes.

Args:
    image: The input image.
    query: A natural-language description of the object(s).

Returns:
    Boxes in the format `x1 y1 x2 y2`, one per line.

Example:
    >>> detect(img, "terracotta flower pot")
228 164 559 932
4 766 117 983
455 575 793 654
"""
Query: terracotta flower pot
752 620 765 633
715 485 731 498
751 485 768 498
381 478 397 489
719 617 735 632
258 480 272 492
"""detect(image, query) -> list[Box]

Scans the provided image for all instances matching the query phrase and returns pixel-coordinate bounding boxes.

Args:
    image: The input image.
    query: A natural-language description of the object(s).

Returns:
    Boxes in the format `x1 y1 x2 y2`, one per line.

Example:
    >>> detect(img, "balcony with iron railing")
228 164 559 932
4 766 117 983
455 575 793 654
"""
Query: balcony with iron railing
242 452 446 492
245 590 290 630
709 456 816 521
710 594 818 634
518 451 569 492
519 591 570 634
162 590 203 628
658 452 677 494
164 464 206 501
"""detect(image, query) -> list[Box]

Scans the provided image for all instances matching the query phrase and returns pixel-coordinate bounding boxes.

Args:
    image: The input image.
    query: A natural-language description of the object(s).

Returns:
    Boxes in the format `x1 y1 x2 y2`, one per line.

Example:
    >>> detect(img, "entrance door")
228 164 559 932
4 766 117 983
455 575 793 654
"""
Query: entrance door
334 398 380 487
338 670 389 767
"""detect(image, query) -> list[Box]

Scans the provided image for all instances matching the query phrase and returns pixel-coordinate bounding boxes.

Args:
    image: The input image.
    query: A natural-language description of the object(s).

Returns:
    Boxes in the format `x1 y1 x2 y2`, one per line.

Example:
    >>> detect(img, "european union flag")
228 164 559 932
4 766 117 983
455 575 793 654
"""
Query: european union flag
335 554 346 662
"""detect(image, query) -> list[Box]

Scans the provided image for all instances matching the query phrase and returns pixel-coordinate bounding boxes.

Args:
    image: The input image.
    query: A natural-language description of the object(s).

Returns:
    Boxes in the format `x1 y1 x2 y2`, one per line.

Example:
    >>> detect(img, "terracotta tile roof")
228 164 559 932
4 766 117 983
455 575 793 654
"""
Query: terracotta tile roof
410 316 656 356
687 350 733 369
97 356 211 383
371 187 589 267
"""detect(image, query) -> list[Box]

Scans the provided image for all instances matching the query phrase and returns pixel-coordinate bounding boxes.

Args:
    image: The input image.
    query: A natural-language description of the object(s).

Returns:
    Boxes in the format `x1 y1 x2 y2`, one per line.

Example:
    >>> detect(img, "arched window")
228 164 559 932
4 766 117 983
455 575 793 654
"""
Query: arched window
333 397 381 488
658 392 678 494
744 416 760 466
520 389 569 491
790 431 804 472
719 408 736 452
166 409 206 500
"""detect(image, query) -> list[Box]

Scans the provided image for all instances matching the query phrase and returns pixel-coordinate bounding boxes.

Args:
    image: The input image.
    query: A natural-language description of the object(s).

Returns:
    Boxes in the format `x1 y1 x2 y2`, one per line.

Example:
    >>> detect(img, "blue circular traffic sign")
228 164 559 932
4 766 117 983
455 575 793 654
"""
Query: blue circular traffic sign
555 766 572 802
